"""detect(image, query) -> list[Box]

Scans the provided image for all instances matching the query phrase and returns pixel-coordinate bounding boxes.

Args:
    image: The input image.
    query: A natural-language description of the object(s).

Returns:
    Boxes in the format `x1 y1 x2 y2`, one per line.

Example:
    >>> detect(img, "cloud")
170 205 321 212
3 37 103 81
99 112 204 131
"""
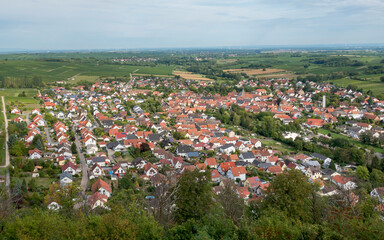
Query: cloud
0 0 384 49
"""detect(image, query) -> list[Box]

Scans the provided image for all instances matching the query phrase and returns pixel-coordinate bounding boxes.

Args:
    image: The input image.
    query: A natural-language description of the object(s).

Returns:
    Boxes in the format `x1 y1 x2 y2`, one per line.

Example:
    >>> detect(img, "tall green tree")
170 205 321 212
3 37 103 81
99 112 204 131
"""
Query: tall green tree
174 170 213 223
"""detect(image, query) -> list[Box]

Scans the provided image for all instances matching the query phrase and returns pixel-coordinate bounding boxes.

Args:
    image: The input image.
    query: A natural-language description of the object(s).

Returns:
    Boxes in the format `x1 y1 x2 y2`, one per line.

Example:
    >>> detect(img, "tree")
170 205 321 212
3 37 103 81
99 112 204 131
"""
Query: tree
10 141 27 156
173 131 186 140
174 170 213 223
263 170 318 222
356 166 370 181
381 76 384 82
329 160 336 171
71 143 77 154
216 180 244 226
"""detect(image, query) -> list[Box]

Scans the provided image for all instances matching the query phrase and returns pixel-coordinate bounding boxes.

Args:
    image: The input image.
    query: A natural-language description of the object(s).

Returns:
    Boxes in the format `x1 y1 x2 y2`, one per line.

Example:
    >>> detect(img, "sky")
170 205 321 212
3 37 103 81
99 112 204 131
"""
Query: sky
1 0 384 50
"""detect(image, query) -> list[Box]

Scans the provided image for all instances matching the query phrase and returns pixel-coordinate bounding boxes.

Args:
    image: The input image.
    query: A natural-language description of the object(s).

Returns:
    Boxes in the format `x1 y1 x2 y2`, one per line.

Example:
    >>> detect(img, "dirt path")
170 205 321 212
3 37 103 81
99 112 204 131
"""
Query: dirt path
0 96 11 196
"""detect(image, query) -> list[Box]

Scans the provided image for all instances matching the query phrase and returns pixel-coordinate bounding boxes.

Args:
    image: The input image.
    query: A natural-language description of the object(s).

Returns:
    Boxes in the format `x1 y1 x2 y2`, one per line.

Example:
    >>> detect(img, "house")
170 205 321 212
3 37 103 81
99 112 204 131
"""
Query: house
305 119 325 128
132 158 147 169
150 173 168 187
305 166 322 180
61 162 78 174
59 172 73 187
176 145 192 157
244 176 261 191
321 168 339 180
31 108 41 115
91 179 112 198
112 164 126 177
237 186 250 199
239 152 255 163
28 148 43 159
218 161 236 175
312 153 331 163
144 163 158 177
172 157 184 169
370 187 384 203
11 108 21 114
219 144 236 154
267 165 283 175
89 163 104 179
332 175 357 190
227 166 247 181
89 192 109 209
211 169 221 182
205 158 217 168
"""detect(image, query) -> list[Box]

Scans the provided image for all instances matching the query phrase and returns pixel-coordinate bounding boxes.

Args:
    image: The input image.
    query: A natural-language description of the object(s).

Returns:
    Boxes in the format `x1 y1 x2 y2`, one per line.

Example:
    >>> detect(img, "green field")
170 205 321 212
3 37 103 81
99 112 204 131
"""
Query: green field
318 129 383 153
328 75 384 95
261 138 296 153
0 88 40 111
0 88 38 97
13 177 57 188
0 59 174 82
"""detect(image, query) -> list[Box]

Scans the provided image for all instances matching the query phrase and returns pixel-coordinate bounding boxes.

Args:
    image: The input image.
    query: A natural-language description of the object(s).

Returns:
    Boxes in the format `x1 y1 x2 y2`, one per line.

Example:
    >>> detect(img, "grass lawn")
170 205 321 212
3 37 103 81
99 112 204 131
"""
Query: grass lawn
318 129 383 153
261 138 296 153
13 177 57 188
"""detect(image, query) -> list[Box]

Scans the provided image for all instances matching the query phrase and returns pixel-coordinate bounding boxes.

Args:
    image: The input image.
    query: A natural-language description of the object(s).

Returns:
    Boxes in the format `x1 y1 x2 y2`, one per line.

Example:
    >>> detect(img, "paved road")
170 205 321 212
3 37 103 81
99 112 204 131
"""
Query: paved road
44 127 53 146
25 113 30 125
72 126 88 193
1 96 11 196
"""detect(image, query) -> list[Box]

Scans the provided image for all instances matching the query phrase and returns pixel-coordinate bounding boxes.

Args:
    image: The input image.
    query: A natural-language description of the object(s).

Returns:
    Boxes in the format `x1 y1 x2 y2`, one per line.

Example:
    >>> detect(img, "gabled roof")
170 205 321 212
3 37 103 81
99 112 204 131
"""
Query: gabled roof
89 192 108 206
61 161 77 171
91 178 112 193
219 162 236 172
230 166 247 177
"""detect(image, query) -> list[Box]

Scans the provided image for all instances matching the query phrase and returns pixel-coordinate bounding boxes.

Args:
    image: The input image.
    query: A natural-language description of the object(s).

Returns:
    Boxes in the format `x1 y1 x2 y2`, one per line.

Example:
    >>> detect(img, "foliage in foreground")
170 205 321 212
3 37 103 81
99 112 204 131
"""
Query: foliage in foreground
1 170 384 240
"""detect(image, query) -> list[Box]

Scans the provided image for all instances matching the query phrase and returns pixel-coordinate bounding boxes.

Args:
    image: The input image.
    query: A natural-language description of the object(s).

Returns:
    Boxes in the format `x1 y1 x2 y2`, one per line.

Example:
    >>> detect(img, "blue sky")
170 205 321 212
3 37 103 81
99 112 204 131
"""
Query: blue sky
1 0 384 50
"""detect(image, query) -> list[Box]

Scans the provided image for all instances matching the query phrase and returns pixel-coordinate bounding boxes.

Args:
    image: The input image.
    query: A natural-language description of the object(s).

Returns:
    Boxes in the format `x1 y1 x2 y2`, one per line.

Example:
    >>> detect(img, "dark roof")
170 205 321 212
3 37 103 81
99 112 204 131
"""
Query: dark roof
106 141 119 149
322 168 336 176
312 153 329 161
240 152 255 159
235 161 247 166
148 133 161 142
176 145 192 154
93 157 106 163
220 144 235 150
126 134 137 140
60 172 72 180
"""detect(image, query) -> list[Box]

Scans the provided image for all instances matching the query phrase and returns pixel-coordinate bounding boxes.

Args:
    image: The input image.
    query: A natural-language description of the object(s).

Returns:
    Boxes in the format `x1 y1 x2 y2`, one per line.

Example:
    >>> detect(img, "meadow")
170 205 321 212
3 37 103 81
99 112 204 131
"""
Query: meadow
0 89 40 111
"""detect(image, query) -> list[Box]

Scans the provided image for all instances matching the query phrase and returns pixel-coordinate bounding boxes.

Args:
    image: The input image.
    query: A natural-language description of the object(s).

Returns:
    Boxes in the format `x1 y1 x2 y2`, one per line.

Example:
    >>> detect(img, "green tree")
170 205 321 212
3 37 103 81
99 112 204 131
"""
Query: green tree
71 143 77 154
356 166 370 181
263 170 318 222
174 170 213 223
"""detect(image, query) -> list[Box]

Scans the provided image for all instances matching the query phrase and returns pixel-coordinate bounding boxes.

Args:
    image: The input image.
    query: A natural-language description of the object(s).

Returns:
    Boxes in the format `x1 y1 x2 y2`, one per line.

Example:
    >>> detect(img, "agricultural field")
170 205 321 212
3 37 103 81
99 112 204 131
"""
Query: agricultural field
173 71 214 82
0 88 40 112
223 68 285 75
0 59 174 82
328 75 384 95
